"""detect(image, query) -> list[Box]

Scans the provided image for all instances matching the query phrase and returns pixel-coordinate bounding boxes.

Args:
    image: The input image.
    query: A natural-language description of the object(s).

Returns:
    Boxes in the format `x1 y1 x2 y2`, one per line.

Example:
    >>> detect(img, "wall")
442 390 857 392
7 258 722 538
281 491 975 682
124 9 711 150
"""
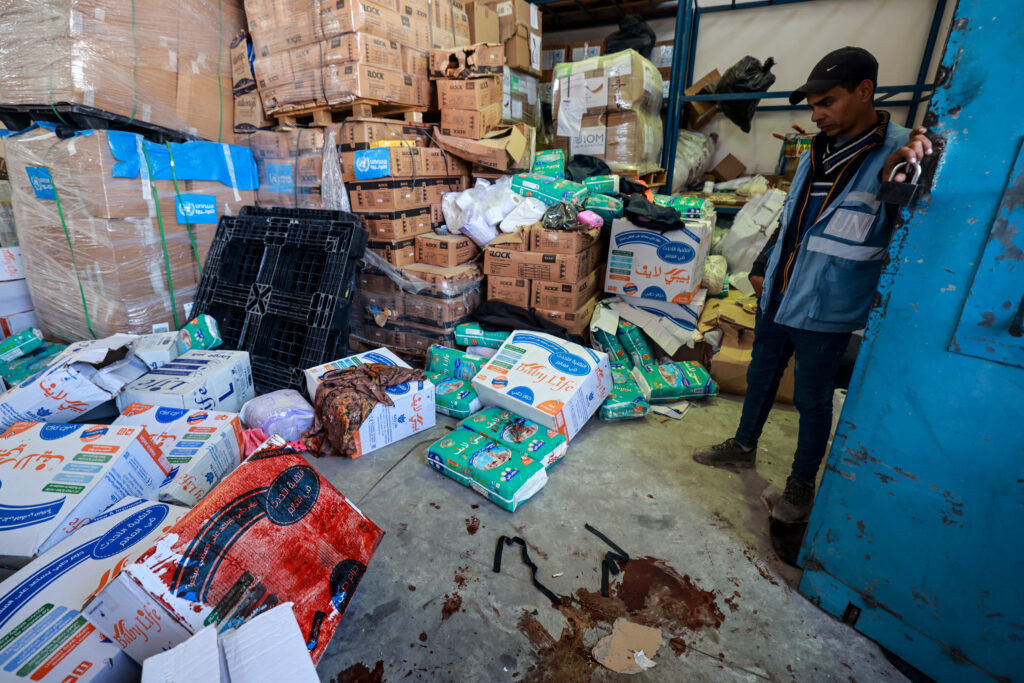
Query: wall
544 0 958 176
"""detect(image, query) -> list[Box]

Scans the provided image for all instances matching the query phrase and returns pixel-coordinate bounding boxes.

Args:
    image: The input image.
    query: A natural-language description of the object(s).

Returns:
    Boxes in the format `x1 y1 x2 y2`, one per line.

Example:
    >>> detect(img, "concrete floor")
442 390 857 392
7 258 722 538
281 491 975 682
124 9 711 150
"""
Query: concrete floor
309 396 907 682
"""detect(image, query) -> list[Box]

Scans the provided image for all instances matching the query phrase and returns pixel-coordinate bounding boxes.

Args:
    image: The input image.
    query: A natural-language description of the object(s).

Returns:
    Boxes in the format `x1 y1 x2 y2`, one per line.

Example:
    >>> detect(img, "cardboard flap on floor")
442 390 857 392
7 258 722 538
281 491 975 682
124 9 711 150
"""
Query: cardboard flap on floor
434 123 533 171
0 498 189 683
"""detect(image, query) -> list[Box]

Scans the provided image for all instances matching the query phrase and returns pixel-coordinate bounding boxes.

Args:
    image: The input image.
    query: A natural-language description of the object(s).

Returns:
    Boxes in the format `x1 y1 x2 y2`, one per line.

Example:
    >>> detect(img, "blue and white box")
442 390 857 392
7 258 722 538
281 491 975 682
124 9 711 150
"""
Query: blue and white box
0 424 171 565
303 348 436 457
605 218 712 305
472 331 612 440
0 497 189 683
116 350 254 413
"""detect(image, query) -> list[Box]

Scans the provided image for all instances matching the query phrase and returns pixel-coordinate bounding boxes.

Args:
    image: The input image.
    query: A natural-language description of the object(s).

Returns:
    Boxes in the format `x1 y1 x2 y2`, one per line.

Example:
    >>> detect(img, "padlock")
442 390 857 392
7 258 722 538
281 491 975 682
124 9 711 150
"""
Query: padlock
877 160 922 206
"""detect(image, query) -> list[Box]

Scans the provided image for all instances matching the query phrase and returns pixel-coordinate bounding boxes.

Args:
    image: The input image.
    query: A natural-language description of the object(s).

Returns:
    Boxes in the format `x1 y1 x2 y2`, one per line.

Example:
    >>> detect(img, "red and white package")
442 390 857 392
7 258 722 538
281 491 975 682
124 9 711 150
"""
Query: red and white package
82 445 383 665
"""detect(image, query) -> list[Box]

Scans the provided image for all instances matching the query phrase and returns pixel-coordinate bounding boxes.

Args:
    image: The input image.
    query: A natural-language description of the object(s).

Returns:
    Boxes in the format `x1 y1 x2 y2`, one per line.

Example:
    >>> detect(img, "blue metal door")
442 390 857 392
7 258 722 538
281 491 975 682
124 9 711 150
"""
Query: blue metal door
797 1 1024 681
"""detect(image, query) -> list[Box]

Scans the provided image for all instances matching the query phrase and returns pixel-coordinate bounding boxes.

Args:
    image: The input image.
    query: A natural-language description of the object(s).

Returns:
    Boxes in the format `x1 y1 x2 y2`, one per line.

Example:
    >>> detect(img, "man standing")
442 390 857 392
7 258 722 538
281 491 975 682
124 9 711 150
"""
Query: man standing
693 47 933 523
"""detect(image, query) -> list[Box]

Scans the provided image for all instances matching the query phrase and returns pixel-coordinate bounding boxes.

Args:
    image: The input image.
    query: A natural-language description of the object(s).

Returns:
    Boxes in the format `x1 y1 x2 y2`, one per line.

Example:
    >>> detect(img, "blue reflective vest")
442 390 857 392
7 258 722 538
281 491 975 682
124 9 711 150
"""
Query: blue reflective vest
760 121 911 332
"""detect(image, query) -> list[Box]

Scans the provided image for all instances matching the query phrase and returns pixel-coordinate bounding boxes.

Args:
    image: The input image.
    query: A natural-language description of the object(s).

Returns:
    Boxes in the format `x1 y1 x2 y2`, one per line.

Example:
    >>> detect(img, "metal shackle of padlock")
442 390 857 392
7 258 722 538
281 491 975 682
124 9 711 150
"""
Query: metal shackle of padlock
878 160 923 206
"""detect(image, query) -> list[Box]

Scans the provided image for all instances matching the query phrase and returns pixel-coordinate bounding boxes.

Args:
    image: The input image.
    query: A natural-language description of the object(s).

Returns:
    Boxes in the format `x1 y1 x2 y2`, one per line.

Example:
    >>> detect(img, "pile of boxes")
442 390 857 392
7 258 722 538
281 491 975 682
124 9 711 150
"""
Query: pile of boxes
0 0 242 141
245 127 328 208
539 39 602 104
242 0 468 118
3 128 257 342
430 42 538 181
551 49 664 176
483 224 604 338
338 119 485 354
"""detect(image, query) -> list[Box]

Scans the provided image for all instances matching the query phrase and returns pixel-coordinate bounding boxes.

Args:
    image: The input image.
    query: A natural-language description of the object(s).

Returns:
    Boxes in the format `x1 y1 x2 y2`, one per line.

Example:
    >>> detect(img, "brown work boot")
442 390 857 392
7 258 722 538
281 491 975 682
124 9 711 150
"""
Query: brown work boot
772 478 815 523
692 438 756 469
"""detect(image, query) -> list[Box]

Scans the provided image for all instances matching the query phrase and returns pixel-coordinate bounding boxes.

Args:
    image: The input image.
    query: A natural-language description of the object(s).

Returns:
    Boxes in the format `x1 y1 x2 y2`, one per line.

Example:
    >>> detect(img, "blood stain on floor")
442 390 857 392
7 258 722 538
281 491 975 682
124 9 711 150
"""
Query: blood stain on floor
441 593 463 621
332 660 384 683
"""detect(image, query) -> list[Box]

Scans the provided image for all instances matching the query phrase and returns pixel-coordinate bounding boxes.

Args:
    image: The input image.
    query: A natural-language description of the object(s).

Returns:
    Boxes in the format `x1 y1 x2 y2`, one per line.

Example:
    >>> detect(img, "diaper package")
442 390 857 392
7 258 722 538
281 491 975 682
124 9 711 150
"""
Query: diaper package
429 373 484 418
600 362 651 421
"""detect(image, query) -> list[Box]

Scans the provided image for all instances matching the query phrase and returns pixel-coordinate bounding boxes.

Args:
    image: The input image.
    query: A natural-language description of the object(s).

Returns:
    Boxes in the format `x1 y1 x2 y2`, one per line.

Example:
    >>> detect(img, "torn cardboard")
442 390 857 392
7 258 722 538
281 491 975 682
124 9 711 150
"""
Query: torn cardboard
0 498 188 683
429 42 505 79
434 123 534 171
0 334 148 431
592 618 662 675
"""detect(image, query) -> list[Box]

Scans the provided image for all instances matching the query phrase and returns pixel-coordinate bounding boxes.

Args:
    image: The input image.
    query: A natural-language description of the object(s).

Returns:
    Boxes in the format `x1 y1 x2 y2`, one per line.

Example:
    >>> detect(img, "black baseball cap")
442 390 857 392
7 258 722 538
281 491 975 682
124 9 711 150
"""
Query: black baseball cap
789 47 878 104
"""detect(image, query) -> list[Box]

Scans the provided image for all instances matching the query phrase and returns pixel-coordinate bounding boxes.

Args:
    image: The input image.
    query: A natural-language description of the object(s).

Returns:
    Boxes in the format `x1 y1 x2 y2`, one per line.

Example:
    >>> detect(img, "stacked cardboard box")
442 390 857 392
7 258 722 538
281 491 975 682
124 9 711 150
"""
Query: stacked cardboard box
540 40 601 103
232 31 274 134
552 49 664 175
430 44 537 174
339 120 480 353
483 224 604 337
346 144 470 267
353 265 483 353
0 0 243 141
4 127 257 341
477 0 543 77
244 0 470 117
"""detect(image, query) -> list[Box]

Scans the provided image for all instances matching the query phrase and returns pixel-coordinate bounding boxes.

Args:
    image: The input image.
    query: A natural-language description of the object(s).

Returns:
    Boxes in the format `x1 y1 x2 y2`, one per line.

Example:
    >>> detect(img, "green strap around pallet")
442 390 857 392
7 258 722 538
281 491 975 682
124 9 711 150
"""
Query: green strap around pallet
165 142 204 277
141 144 180 330
47 169 96 339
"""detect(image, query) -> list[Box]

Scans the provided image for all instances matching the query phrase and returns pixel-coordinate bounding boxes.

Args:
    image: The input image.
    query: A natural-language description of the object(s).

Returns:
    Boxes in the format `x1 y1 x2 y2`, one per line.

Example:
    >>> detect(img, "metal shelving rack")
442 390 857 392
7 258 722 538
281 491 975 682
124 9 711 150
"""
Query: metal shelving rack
662 0 948 189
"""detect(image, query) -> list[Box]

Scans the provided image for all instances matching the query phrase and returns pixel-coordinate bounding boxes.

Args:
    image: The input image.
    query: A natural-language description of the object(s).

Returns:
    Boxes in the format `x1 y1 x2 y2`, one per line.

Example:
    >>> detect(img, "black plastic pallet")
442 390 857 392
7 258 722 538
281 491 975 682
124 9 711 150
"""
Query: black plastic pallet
193 207 368 393
0 103 197 144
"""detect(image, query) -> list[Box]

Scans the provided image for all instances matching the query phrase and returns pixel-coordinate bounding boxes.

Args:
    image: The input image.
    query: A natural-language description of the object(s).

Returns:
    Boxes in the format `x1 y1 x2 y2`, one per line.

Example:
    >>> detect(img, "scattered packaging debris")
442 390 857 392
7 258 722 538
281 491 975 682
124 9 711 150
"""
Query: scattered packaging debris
83 446 384 665
0 498 189 683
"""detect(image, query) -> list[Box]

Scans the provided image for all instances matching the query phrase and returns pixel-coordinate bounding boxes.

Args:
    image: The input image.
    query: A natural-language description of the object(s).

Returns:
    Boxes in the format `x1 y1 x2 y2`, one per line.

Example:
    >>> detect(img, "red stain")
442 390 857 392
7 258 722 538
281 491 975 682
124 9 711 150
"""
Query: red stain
669 637 687 656
332 660 384 682
742 550 779 586
408 584 416 591
465 516 480 535
429 502 441 510
418 632 428 642
441 593 462 620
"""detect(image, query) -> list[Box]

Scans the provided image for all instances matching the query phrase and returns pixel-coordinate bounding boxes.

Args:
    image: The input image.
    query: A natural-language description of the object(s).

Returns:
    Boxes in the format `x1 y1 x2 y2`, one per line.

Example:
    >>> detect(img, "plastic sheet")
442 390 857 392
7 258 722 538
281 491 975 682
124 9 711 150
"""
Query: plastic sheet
321 128 352 213
442 176 524 244
0 181 15 246
552 50 664 175
702 255 728 294
0 0 243 142
4 127 257 341
671 130 716 193
243 127 328 209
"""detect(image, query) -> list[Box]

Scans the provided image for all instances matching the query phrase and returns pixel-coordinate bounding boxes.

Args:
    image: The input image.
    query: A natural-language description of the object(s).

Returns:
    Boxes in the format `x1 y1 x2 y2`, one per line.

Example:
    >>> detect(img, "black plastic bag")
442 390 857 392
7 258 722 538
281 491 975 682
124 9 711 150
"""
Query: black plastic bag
604 15 656 59
474 301 586 345
564 154 611 182
700 56 776 133
623 194 685 233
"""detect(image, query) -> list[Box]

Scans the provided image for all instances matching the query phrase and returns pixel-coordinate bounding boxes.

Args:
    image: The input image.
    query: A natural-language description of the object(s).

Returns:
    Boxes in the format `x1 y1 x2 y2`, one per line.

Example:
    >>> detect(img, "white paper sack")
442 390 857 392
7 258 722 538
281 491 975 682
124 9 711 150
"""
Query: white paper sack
713 188 786 273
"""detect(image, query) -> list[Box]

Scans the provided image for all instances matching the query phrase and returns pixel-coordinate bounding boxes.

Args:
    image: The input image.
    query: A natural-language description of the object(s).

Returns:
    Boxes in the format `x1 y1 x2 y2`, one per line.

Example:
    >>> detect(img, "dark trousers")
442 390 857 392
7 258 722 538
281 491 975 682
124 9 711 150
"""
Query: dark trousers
734 307 851 485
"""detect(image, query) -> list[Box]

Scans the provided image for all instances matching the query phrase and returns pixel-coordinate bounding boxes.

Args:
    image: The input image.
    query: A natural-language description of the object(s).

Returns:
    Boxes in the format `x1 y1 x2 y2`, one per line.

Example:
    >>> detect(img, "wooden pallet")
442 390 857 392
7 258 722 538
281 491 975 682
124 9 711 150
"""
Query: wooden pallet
272 99 428 127
620 169 667 189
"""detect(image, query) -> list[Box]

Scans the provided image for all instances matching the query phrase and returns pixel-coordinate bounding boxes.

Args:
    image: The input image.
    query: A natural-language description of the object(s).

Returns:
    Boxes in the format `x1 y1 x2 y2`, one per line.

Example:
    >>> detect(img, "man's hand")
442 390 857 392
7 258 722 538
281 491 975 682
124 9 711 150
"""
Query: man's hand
750 275 764 297
882 127 933 182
